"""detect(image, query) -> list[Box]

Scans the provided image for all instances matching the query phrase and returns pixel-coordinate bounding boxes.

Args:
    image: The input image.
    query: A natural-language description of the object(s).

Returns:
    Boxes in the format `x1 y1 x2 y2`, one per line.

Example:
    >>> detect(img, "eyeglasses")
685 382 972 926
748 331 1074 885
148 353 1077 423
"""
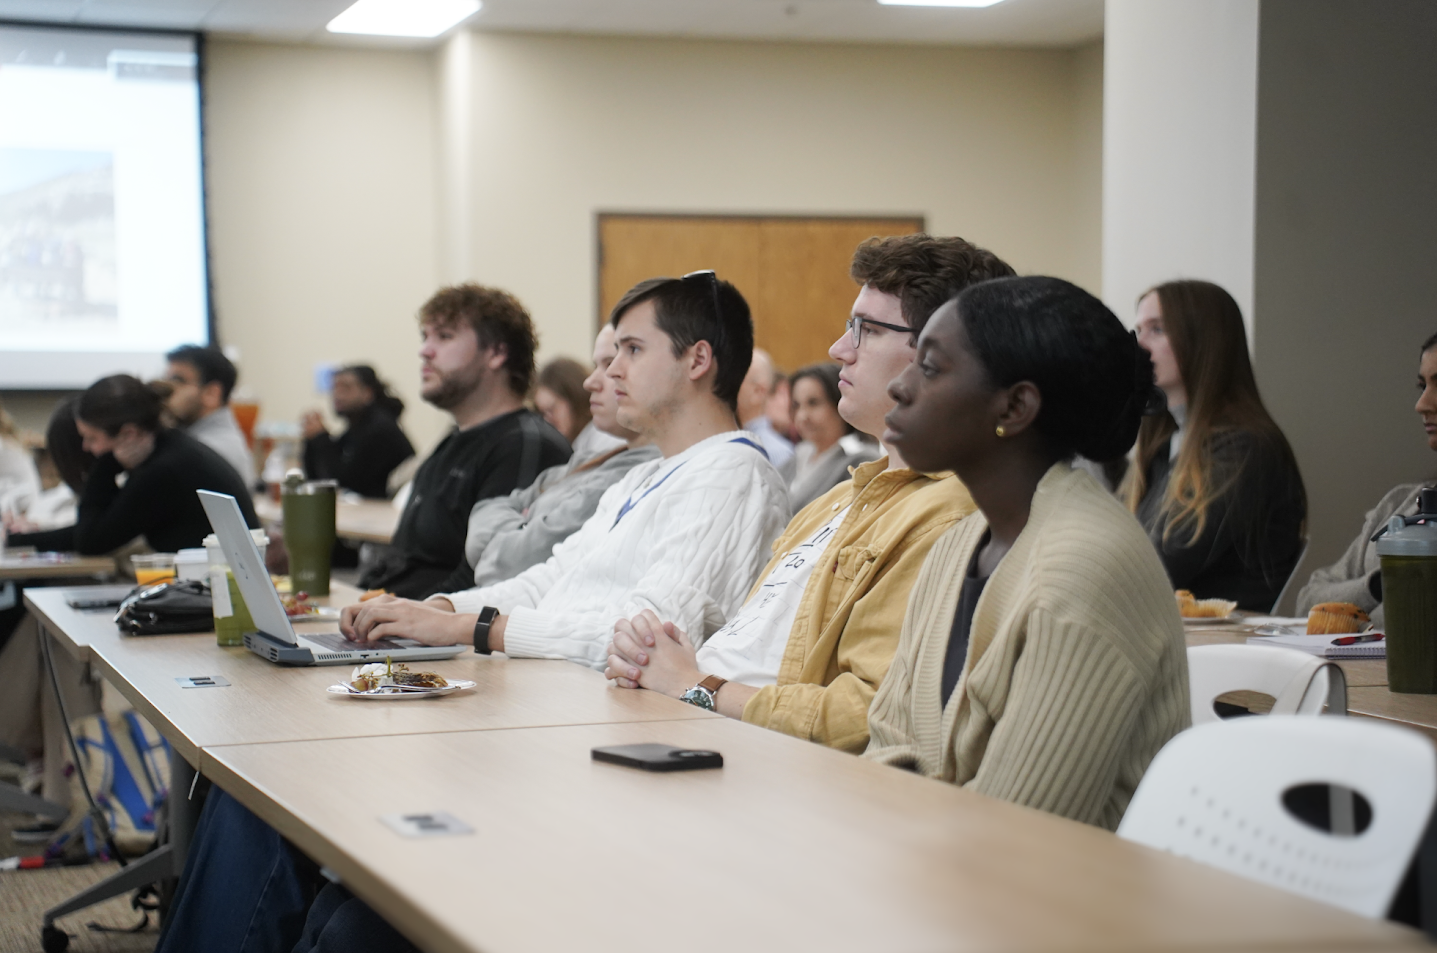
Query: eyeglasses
846 314 915 349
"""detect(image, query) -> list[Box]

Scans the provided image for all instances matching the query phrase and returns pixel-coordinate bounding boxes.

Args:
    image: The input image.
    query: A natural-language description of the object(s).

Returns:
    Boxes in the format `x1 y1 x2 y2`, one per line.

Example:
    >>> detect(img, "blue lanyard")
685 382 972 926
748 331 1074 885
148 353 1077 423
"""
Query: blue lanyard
611 437 766 529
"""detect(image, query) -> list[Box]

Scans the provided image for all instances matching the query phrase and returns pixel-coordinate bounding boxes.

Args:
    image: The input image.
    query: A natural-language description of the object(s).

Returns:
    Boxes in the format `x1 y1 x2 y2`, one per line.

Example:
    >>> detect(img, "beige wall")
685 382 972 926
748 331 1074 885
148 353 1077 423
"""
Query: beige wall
11 32 1101 456
449 31 1104 372
203 40 447 451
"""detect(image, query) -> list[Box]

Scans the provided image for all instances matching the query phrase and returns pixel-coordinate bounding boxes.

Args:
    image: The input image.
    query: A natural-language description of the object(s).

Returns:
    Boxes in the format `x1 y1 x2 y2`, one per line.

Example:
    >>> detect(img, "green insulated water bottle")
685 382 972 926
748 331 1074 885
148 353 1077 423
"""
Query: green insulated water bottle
283 476 338 597
1377 494 1437 694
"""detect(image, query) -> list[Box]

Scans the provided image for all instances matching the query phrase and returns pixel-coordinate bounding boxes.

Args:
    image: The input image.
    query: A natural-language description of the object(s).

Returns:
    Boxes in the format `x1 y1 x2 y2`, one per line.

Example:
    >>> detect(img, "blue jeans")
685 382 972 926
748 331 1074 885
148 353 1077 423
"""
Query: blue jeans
292 884 419 953
156 788 322 953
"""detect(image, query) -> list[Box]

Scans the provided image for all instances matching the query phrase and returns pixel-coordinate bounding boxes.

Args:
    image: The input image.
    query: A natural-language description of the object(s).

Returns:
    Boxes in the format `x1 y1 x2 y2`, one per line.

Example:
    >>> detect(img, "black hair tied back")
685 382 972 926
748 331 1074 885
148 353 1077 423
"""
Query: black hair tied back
956 276 1155 463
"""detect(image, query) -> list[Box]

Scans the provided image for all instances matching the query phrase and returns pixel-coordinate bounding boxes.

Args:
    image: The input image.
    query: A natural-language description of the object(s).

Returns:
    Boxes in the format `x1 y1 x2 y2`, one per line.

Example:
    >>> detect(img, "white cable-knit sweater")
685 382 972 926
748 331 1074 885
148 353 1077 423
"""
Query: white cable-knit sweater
442 431 791 670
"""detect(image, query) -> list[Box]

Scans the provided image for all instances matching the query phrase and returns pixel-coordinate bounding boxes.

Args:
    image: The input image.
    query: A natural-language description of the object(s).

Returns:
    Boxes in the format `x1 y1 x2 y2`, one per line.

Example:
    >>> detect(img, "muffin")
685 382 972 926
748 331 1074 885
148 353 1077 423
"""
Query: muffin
1306 602 1370 635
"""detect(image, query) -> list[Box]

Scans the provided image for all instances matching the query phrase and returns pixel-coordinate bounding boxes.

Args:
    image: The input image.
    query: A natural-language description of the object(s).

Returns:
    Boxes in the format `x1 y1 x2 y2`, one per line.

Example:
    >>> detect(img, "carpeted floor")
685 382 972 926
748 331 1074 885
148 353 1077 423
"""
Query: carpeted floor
0 809 159 953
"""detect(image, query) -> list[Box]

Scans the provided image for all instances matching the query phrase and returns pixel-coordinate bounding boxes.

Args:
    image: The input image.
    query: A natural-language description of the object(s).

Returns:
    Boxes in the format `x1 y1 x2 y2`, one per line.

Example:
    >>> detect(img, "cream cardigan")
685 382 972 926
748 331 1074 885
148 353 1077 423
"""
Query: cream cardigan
865 463 1190 831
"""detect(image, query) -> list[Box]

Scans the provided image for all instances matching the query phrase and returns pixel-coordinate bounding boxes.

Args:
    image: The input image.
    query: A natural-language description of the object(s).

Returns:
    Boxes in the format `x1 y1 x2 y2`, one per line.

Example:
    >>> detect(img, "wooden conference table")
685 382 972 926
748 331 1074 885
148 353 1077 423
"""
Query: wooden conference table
254 496 399 545
25 586 1432 953
0 550 116 581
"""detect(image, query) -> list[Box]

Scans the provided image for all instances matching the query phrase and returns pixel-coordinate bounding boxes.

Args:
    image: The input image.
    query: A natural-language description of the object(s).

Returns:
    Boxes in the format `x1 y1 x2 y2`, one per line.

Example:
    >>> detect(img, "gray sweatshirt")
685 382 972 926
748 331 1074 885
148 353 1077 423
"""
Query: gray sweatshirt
1296 481 1427 628
462 443 662 589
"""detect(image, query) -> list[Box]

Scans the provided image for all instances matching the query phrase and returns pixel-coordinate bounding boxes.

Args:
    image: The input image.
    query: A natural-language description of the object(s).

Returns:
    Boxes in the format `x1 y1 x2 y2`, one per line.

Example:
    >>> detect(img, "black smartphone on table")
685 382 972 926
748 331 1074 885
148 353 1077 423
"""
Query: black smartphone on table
591 743 723 772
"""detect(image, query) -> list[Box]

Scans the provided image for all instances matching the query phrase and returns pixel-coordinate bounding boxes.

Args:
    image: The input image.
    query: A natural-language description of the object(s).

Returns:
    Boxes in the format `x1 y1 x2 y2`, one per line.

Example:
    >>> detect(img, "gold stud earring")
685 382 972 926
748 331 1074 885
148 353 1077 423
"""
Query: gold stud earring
995 425 1006 438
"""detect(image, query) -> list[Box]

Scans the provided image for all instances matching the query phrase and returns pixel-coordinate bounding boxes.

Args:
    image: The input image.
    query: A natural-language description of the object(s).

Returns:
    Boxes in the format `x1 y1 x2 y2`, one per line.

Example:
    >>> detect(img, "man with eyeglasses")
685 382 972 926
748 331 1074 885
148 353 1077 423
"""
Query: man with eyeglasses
605 234 1016 754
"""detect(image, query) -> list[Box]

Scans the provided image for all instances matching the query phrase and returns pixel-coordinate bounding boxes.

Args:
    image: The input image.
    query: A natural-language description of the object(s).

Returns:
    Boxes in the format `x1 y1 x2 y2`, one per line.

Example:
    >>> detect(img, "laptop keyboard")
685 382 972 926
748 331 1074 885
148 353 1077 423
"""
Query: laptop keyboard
305 632 410 652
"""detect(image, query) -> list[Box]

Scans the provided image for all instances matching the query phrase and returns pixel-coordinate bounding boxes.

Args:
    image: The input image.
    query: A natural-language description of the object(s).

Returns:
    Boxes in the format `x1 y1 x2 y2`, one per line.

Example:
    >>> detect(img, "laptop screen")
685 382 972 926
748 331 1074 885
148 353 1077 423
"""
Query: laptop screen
197 491 297 645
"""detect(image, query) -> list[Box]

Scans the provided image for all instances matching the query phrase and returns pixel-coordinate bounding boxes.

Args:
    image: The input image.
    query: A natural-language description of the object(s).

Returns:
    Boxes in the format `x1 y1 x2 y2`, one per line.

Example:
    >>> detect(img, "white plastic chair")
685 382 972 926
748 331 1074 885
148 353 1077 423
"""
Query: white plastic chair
1119 716 1436 917
1188 643 1347 725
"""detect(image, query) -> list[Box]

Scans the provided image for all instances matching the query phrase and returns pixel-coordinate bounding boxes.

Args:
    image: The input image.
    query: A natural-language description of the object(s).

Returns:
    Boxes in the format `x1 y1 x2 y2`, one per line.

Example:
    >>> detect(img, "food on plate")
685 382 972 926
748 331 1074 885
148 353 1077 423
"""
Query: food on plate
281 592 317 617
349 659 449 693
359 589 387 602
1306 601 1370 635
1175 589 1238 619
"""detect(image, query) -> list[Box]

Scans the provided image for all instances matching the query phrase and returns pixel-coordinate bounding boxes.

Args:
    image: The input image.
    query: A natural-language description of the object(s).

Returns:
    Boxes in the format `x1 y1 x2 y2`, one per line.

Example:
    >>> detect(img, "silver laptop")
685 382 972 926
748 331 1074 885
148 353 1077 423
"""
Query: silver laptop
198 490 464 667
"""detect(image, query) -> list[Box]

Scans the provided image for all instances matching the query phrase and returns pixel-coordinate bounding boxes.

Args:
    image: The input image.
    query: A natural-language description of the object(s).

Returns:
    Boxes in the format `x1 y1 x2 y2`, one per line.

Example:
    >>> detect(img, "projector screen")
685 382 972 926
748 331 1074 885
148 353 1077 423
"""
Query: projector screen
0 23 209 388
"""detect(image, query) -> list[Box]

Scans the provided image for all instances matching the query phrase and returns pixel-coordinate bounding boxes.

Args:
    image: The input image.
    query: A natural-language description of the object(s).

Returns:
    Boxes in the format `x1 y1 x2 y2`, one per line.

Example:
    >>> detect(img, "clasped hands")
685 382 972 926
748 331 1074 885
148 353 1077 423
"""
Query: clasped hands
604 609 701 698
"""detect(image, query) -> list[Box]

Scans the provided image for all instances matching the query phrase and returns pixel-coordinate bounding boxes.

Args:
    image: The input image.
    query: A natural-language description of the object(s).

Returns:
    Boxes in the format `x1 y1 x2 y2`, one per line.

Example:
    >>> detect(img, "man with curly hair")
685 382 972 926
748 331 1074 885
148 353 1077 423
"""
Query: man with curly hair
357 283 572 599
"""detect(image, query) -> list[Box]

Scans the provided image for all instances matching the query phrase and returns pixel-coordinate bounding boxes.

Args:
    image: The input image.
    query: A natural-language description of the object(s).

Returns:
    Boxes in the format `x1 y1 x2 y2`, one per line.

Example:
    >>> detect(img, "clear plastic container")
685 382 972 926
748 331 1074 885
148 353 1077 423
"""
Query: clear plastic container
204 531 269 647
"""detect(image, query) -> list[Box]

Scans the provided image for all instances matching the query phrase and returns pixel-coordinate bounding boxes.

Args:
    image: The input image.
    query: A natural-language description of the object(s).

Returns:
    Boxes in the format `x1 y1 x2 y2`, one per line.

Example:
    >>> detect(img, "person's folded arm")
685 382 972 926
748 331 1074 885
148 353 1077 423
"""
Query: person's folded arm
73 455 160 555
966 608 1143 827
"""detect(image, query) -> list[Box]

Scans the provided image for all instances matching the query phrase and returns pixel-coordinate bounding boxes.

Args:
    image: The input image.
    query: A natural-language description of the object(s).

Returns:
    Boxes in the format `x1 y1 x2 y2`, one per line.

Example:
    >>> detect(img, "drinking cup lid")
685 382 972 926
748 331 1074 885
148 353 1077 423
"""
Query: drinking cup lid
1376 515 1437 557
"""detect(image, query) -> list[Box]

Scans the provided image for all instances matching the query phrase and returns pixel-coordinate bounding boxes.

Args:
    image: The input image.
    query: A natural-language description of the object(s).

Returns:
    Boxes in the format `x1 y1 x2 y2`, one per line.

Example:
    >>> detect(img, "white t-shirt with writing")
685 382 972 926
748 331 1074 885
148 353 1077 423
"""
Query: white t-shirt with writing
695 506 851 685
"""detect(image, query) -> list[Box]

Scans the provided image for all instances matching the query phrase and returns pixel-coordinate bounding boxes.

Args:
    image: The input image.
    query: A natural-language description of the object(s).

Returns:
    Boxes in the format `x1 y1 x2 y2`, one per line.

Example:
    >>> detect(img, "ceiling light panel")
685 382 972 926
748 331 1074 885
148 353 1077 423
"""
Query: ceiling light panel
876 0 1005 7
327 0 481 38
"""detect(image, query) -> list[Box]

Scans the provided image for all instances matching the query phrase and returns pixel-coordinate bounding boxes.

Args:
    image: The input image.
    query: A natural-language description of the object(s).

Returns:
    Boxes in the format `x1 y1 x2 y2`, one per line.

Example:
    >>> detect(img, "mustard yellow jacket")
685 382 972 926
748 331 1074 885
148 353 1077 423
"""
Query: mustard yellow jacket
741 458 975 752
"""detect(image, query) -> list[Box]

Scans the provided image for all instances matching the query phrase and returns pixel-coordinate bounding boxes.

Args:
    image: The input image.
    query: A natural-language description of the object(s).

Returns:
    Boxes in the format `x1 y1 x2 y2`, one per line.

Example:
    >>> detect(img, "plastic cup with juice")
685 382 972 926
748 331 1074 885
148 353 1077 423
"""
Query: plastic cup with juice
131 553 177 587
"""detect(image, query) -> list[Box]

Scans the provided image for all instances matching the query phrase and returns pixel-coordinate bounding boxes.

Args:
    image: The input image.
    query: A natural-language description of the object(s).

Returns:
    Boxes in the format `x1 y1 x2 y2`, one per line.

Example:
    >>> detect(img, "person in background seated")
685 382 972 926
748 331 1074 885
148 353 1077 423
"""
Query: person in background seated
786 363 879 514
863 276 1189 830
342 272 787 670
535 356 624 459
58 375 258 554
737 348 796 480
2 397 93 545
1297 331 1437 626
435 324 660 593
1124 280 1306 611
605 234 1010 753
357 284 571 599
765 368 798 444
301 365 415 499
0 400 41 520
164 344 256 489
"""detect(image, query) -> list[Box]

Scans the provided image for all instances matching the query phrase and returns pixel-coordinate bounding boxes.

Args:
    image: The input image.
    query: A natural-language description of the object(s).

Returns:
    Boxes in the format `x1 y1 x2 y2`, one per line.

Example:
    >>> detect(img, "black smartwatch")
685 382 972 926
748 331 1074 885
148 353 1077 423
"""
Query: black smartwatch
472 606 499 655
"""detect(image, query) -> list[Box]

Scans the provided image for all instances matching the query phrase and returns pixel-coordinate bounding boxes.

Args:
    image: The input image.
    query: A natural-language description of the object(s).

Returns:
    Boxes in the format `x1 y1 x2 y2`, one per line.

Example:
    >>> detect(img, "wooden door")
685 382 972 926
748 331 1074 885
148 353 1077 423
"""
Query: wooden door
597 214 923 374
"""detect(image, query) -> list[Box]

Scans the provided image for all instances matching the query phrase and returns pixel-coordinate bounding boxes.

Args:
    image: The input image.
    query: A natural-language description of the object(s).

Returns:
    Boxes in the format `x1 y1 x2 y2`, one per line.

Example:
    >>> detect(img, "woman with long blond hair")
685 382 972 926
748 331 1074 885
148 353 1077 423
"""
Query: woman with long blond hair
1125 280 1306 611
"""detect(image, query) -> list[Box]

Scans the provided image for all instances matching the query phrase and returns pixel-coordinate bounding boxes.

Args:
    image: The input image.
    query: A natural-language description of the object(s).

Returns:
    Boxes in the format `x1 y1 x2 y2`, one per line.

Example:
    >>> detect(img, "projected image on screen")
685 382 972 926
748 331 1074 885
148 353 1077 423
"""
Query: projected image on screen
0 25 208 388
0 147 118 327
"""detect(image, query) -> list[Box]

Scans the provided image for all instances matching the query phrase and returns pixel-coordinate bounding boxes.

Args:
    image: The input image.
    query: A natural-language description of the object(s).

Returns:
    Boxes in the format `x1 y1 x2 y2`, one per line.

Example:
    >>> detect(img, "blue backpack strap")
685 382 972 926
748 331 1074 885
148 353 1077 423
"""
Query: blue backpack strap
99 717 154 833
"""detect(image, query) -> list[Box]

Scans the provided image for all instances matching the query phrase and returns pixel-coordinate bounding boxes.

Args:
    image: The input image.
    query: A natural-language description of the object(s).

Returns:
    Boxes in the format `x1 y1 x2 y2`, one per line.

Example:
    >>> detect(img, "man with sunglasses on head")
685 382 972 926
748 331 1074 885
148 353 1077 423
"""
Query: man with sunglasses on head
340 272 789 670
605 235 1015 754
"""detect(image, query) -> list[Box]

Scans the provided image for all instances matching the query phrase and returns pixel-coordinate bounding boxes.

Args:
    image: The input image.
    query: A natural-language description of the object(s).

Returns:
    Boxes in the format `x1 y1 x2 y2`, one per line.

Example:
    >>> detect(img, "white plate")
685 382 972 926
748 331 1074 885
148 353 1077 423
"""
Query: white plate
326 679 476 700
1182 615 1241 626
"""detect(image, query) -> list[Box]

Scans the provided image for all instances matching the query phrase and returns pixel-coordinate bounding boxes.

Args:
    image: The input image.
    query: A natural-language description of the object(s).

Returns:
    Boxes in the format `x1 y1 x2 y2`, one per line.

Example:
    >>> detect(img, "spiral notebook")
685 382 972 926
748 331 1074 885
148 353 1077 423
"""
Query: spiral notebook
1246 632 1385 659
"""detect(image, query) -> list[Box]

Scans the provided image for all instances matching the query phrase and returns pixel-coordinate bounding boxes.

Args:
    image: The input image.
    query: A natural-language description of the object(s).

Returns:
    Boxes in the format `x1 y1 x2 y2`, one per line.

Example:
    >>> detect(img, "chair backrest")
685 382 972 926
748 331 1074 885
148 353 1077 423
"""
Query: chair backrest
1118 716 1435 917
1271 536 1311 614
1188 643 1346 725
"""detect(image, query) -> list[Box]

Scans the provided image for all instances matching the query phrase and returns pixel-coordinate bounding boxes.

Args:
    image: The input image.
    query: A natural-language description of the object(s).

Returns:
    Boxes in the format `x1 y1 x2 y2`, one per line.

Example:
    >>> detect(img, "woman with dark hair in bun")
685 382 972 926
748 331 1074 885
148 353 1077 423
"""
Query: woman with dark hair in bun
864 276 1189 831
302 365 415 499
66 374 258 554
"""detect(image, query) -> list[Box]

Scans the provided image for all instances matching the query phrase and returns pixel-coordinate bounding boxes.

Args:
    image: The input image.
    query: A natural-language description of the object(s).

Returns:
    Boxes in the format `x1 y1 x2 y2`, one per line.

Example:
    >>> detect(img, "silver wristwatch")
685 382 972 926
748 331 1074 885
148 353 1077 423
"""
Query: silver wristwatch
679 675 728 710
